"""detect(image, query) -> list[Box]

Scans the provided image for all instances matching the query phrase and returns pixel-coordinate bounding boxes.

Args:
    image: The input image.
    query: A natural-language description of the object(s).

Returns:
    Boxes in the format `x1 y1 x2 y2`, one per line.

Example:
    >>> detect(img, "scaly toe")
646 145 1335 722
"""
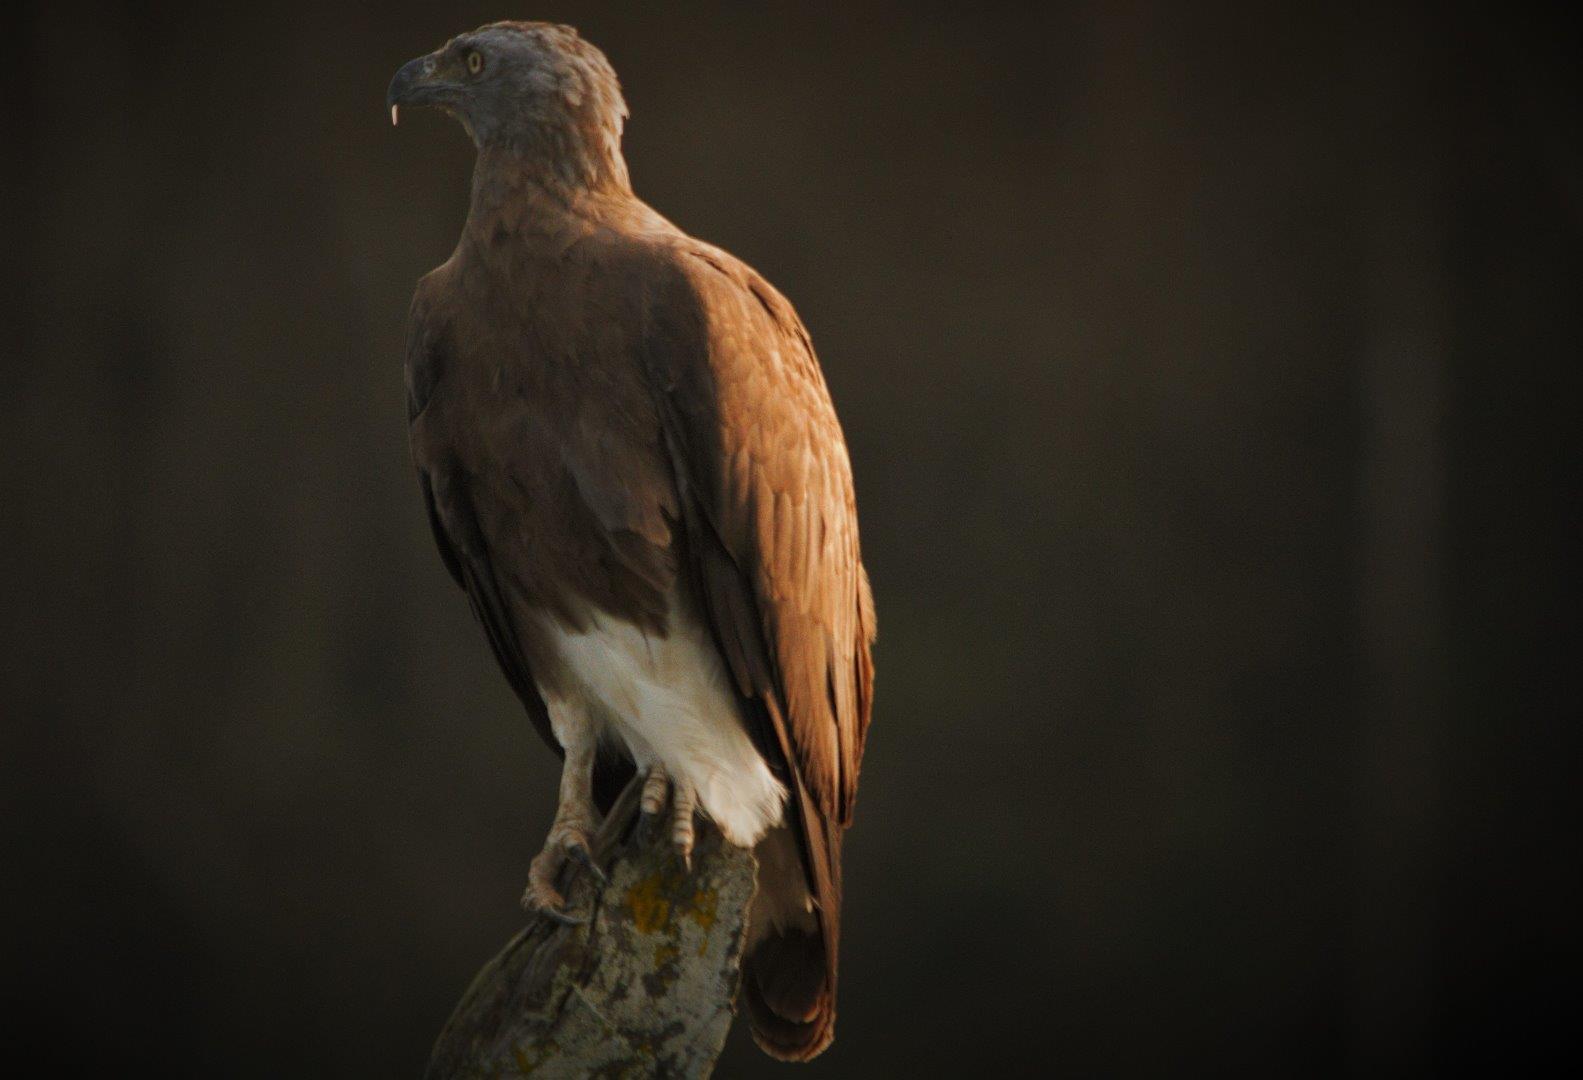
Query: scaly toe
521 858 583 924
670 783 697 873
640 765 670 818
521 816 602 923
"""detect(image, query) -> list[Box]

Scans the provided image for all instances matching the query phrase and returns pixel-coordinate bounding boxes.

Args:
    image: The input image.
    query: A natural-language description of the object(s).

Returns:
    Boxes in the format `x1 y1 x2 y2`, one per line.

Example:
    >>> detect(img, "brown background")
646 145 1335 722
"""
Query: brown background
3 2 1578 1075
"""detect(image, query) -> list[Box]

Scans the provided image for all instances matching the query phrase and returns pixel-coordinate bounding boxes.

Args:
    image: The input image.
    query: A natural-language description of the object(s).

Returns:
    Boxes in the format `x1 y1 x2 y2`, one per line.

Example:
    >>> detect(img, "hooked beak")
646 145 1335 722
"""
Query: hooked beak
386 53 449 126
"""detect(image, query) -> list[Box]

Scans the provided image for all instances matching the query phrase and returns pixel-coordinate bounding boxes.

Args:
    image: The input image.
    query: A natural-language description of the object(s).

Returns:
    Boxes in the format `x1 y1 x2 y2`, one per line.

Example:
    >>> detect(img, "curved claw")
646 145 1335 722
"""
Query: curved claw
566 838 609 887
537 903 589 927
520 883 587 925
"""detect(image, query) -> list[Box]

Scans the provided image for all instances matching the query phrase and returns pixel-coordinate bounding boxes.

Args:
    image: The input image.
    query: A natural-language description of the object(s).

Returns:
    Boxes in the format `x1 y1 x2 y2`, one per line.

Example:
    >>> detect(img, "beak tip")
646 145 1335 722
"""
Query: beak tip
390 104 399 126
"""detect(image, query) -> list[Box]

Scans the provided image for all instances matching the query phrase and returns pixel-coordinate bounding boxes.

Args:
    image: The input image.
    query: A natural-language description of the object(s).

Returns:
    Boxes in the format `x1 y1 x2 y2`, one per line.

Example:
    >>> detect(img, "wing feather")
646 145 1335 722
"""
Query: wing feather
642 243 875 825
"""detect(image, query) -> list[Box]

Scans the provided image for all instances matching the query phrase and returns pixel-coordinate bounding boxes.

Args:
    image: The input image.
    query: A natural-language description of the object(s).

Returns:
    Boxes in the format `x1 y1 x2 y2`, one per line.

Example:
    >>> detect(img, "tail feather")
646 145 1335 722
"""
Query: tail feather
743 779 842 1061
742 928 834 1059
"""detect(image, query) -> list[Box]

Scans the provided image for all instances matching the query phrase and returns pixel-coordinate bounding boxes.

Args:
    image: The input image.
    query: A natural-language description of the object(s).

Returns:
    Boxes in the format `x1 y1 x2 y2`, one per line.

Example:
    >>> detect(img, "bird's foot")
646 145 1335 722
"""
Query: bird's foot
637 763 698 872
521 805 606 924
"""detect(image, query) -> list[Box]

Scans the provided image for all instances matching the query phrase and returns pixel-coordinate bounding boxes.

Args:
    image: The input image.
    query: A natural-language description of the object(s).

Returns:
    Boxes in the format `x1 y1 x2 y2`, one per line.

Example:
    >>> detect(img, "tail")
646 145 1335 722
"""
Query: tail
742 783 842 1061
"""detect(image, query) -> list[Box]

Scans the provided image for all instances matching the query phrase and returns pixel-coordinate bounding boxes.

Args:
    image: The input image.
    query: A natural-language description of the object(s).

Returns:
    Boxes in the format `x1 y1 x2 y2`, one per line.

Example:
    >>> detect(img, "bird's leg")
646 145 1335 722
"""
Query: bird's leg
637 762 698 872
521 710 605 922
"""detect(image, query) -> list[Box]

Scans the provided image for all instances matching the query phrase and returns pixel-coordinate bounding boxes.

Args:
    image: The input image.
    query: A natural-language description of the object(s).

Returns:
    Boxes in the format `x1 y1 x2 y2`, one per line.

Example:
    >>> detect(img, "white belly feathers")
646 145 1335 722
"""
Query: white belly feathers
537 596 786 847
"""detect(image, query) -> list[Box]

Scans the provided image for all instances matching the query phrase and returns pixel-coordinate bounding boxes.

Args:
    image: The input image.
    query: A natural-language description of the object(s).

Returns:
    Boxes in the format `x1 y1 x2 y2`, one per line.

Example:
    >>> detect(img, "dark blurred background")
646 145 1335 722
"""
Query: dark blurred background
3 1 1578 1075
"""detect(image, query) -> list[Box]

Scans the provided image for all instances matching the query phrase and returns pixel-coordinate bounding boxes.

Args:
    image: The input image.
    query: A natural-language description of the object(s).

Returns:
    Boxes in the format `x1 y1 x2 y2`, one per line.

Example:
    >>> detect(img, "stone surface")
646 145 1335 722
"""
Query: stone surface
426 782 756 1079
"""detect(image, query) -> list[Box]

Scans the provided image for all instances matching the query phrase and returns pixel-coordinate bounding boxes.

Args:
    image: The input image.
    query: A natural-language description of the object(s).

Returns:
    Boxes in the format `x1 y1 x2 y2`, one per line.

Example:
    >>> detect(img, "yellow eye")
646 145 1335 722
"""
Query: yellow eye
466 51 484 75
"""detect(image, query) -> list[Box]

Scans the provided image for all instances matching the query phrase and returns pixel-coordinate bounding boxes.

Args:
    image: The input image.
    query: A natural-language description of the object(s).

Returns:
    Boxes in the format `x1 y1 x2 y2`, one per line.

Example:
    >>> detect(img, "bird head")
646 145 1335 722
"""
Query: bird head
387 22 629 188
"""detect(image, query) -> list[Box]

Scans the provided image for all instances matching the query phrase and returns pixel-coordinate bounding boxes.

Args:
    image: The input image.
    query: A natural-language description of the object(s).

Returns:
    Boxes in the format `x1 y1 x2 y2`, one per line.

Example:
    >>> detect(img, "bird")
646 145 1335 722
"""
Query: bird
387 22 875 1061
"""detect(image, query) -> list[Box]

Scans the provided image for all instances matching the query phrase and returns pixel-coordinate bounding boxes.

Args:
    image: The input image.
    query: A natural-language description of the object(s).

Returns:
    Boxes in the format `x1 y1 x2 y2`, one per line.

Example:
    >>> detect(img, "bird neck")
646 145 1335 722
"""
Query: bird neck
467 141 632 223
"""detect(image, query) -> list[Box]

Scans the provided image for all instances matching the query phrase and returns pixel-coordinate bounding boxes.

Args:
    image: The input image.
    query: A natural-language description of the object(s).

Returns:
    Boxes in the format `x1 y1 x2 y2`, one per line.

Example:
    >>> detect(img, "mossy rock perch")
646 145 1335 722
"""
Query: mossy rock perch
426 780 756 1079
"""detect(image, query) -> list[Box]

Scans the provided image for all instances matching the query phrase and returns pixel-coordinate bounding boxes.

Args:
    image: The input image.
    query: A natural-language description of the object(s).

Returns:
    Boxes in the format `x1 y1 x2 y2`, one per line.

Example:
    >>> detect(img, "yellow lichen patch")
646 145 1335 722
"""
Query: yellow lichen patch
626 871 672 934
690 886 721 954
689 886 719 933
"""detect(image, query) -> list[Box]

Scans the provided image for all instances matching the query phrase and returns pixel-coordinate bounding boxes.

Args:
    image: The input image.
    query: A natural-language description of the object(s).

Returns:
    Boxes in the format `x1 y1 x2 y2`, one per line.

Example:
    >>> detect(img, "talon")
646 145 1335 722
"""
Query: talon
521 871 590 925
524 810 598 924
533 900 588 926
566 838 609 887
541 905 588 926
523 713 603 923
521 879 585 924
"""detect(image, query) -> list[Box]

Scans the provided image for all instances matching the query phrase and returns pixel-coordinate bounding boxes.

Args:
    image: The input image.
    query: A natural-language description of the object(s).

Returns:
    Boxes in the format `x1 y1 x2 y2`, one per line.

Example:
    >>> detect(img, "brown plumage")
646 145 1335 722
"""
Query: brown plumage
389 22 874 1061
